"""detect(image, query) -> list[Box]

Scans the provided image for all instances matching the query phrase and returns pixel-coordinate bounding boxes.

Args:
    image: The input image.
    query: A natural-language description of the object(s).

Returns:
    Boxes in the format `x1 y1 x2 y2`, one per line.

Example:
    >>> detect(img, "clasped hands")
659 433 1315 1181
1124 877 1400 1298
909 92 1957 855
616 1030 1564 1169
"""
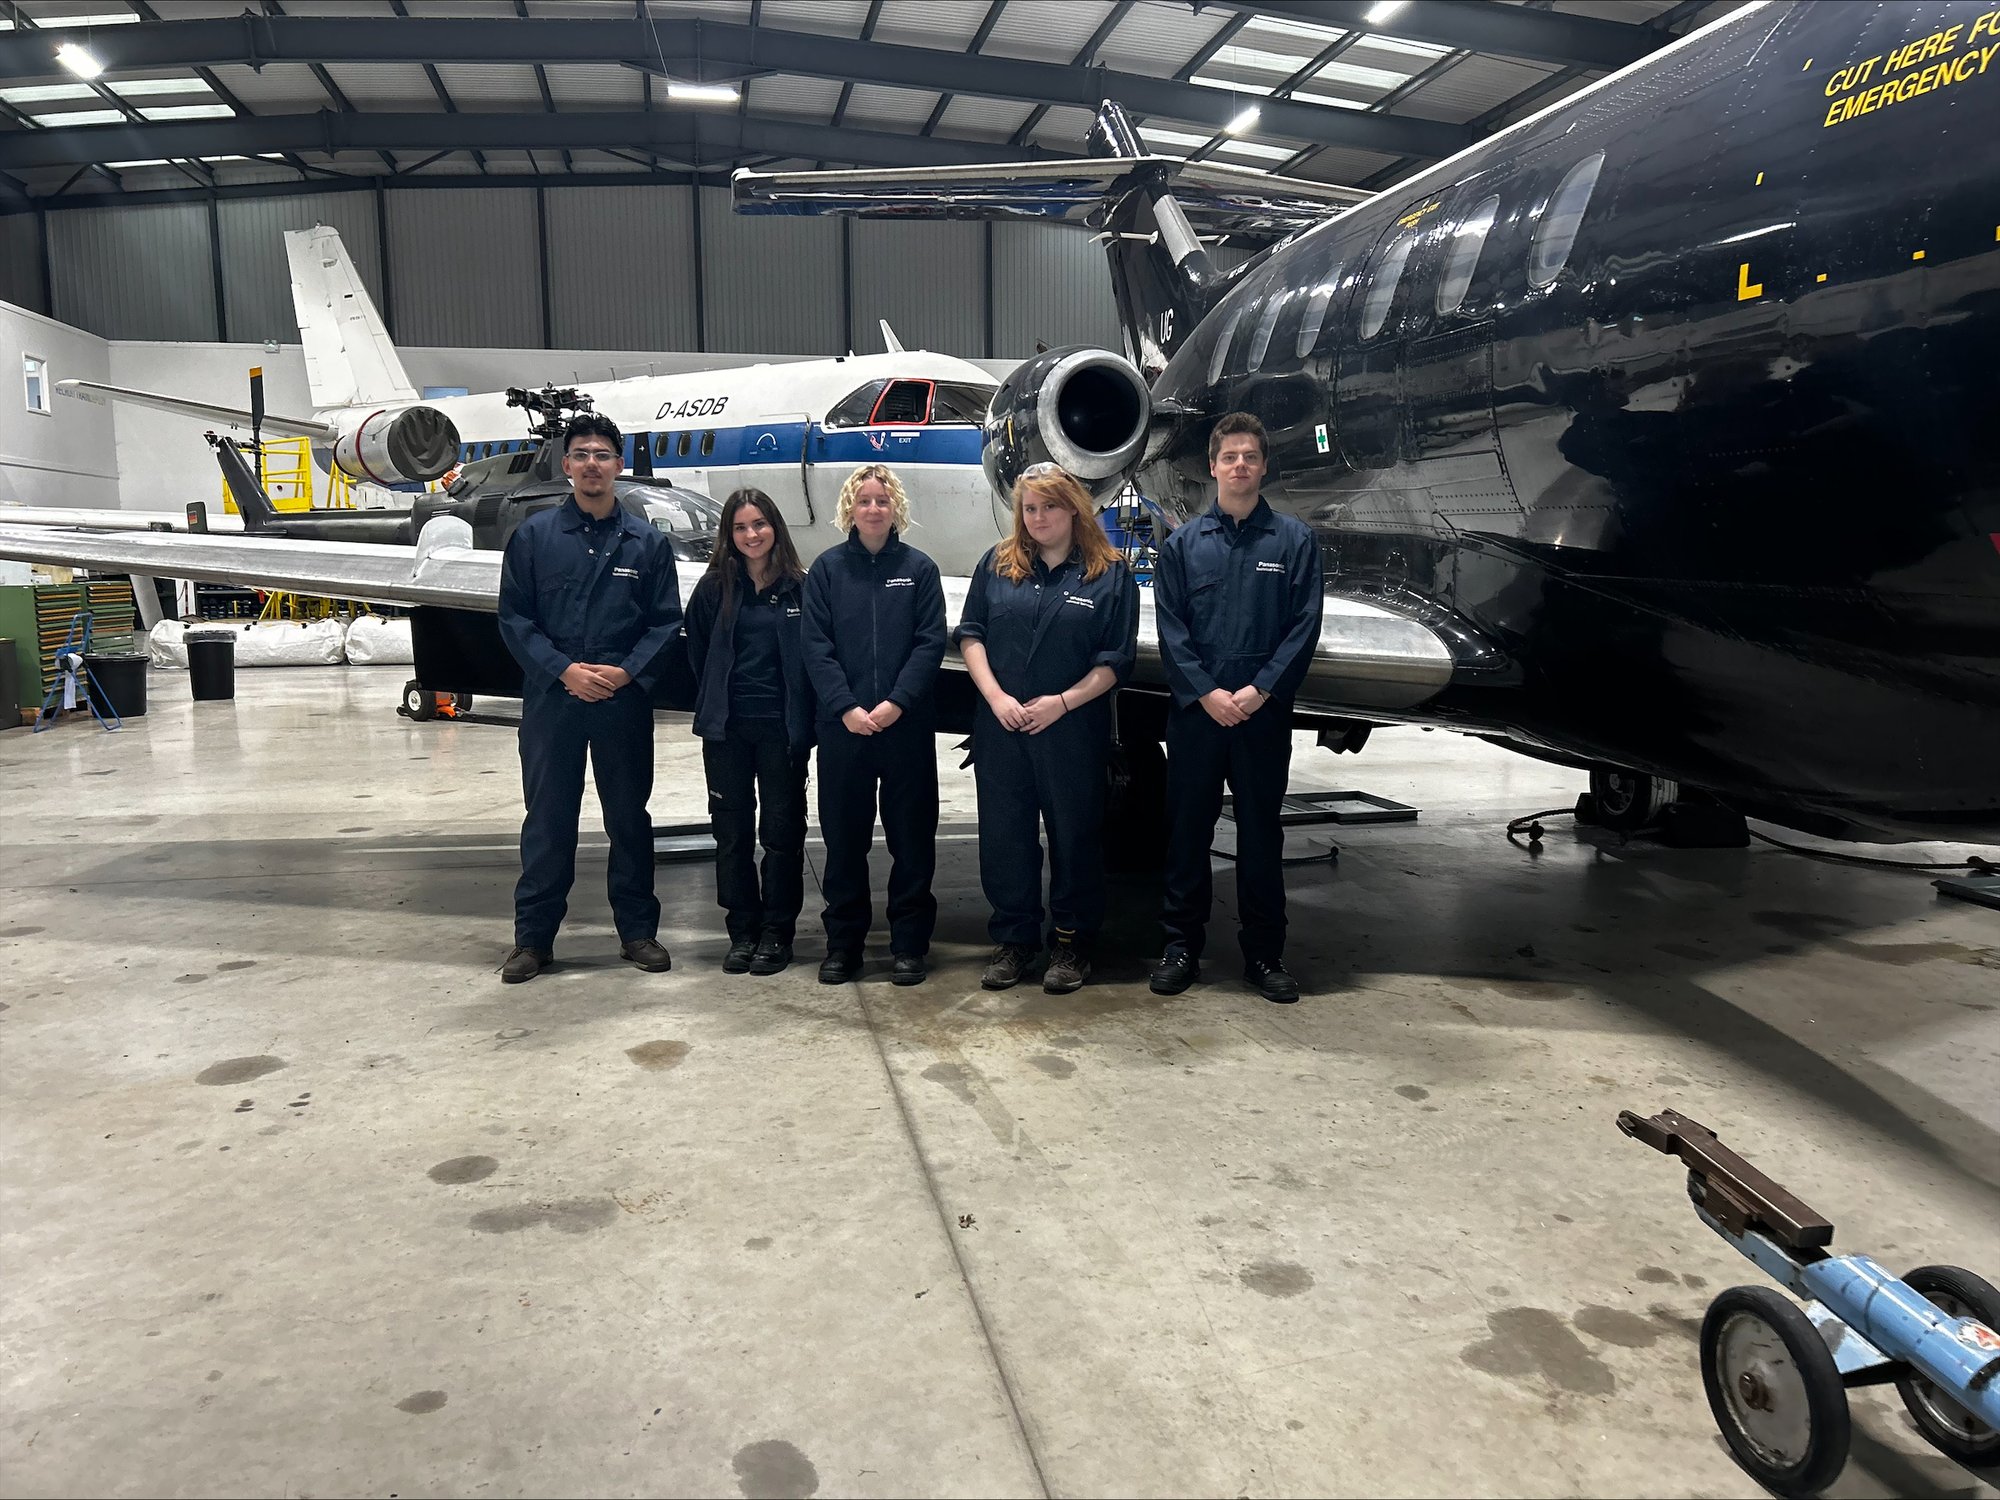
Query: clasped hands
1200 685 1268 727
559 662 632 702
985 691 1069 735
841 701 904 736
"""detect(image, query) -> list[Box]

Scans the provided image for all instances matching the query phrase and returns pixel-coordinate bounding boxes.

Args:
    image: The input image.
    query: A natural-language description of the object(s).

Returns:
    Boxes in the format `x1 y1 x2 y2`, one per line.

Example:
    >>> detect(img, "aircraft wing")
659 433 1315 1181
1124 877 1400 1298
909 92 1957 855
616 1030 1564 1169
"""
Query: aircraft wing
732 156 1367 239
56 379 337 440
0 528 1451 711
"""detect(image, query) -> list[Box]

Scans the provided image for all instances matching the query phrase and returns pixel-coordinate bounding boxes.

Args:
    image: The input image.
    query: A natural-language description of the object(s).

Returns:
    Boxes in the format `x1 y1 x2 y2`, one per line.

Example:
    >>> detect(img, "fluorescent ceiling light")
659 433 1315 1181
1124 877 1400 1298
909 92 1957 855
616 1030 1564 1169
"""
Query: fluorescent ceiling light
1287 88 1370 110
40 13 140 25
1364 0 1408 22
55 41 103 80
1224 105 1262 134
665 79 739 104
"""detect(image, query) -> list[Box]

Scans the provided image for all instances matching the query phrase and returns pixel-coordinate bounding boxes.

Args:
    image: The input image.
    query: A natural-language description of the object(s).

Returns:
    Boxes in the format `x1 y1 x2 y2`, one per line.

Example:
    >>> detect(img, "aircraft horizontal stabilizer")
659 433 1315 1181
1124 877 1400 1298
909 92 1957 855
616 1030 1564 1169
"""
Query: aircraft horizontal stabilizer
732 156 1366 239
55 379 337 440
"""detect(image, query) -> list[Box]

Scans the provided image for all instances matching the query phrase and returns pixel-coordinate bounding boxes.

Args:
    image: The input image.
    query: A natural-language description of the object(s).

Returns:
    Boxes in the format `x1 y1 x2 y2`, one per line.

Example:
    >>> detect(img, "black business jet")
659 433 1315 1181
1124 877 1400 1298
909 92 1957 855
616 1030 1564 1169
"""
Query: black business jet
735 0 2000 844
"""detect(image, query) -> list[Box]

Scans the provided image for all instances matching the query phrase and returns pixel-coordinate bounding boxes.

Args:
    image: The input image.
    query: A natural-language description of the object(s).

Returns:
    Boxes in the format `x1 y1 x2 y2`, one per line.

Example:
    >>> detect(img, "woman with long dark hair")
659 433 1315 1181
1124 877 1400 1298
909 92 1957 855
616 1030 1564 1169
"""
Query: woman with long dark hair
955 465 1138 994
683 488 813 974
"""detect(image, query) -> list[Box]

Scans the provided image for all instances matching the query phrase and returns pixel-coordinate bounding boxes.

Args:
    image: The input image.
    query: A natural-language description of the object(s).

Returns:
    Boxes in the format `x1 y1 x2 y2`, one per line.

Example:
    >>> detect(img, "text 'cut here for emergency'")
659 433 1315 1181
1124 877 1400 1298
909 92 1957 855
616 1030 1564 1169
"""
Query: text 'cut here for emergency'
1818 10 2000 128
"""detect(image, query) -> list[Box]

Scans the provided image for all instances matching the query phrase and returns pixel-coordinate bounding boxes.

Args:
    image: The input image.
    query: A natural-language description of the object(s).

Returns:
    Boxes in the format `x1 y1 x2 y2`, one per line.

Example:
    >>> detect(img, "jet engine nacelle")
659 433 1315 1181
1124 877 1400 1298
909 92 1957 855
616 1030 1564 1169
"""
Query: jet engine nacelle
329 404 461 485
982 345 1151 502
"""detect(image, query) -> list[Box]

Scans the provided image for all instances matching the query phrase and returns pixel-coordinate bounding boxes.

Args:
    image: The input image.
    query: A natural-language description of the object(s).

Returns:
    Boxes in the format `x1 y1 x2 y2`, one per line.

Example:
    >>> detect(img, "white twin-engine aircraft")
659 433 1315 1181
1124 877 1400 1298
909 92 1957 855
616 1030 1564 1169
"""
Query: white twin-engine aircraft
52 224 1007 572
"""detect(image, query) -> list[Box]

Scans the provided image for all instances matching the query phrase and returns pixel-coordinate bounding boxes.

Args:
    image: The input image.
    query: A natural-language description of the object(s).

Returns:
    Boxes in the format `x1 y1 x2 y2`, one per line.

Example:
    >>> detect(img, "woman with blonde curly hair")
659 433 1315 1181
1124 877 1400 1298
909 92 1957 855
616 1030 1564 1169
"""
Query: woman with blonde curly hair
800 463 947 986
954 464 1138 994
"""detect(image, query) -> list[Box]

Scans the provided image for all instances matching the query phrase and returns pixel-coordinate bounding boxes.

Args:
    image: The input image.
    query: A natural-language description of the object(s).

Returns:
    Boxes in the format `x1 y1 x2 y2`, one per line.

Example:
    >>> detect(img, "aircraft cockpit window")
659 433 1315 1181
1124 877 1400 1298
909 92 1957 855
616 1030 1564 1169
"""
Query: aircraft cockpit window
825 380 888 428
1529 152 1605 290
700 430 716 457
872 380 933 424
1294 267 1341 360
1207 305 1247 387
1360 232 1417 340
676 432 692 457
1437 195 1500 316
1246 288 1290 373
931 381 997 424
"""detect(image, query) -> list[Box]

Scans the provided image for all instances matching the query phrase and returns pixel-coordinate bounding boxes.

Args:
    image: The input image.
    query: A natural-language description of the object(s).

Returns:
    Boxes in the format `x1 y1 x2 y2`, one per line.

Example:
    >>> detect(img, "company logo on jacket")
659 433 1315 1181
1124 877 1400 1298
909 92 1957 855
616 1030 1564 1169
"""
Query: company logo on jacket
884 576 916 588
1255 561 1285 575
612 566 641 579
1063 594 1096 609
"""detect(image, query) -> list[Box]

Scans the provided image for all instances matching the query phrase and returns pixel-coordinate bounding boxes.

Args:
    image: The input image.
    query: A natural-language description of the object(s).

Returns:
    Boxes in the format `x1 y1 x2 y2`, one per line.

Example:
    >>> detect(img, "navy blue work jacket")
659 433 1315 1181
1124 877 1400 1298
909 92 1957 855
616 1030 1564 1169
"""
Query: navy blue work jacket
497 494 684 696
954 547 1139 709
683 568 815 751
801 528 947 728
1154 495 1324 709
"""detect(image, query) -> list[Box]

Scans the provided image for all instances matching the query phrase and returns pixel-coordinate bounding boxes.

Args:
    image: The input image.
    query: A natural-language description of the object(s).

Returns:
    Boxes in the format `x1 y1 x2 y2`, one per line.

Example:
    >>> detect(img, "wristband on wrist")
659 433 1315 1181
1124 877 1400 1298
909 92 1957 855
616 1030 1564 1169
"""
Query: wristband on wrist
1059 691 1070 710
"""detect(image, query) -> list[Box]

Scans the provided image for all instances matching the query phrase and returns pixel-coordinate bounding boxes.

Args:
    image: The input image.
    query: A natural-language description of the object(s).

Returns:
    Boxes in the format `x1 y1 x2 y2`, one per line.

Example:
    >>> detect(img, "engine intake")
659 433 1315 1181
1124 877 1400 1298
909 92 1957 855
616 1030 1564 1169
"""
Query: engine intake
331 405 461 485
982 345 1151 503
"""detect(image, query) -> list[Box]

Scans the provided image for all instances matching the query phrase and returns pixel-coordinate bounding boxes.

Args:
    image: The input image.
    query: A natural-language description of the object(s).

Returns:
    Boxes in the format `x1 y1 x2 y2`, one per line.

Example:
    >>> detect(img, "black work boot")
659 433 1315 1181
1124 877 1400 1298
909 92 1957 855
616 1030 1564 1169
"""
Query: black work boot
890 953 927 986
1244 958 1301 1003
1042 943 1090 995
620 938 672 973
1149 951 1200 995
748 933 793 975
722 938 756 974
980 944 1040 990
818 950 862 985
500 946 550 984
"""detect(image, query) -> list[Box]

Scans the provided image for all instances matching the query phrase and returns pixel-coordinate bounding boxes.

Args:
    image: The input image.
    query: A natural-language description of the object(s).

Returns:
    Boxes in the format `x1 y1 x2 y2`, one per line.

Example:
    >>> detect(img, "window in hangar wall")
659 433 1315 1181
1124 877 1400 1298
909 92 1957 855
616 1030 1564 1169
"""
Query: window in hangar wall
23 354 50 414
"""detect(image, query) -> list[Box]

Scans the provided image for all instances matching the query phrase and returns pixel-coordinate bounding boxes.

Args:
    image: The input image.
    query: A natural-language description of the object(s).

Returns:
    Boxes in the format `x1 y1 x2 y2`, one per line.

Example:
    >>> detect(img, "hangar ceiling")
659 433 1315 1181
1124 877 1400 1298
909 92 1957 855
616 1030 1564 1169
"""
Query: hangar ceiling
0 0 1755 214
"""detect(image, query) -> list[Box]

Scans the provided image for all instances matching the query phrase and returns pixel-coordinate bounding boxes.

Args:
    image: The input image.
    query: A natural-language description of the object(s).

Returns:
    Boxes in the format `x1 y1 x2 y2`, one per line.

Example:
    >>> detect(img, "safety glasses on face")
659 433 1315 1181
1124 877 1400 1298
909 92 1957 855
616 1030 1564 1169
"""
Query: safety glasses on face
569 447 618 464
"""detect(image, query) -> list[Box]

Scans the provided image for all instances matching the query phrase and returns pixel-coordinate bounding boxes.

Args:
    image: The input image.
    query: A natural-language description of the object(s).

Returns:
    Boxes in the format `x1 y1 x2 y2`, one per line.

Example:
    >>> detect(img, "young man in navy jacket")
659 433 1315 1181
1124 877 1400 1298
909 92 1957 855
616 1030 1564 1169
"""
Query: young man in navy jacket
494 414 683 983
1150 413 1324 1002
800 464 948 986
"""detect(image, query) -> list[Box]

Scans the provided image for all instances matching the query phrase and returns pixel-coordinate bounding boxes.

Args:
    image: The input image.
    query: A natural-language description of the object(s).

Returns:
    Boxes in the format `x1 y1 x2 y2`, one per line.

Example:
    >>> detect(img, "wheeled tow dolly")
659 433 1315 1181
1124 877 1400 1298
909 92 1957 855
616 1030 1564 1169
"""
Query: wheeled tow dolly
1618 1108 2000 1498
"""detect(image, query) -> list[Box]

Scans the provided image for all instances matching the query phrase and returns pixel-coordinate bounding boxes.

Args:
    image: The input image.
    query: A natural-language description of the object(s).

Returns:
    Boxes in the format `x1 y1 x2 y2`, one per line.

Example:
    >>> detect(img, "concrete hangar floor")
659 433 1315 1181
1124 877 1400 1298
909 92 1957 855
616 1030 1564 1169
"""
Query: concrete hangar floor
1 666 1995 1500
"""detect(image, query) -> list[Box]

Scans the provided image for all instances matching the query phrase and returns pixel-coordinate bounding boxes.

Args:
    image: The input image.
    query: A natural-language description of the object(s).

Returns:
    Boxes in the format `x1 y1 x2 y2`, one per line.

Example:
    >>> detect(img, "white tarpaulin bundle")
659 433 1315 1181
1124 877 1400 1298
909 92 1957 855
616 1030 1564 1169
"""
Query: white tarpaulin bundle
148 619 349 668
343 614 414 666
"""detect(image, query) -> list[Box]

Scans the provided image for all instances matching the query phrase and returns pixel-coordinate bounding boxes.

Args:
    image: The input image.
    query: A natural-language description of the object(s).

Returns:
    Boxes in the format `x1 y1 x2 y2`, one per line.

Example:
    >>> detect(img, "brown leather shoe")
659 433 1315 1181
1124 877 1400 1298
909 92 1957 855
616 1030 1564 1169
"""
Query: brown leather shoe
620 937 672 973
500 946 550 984
1042 944 1090 995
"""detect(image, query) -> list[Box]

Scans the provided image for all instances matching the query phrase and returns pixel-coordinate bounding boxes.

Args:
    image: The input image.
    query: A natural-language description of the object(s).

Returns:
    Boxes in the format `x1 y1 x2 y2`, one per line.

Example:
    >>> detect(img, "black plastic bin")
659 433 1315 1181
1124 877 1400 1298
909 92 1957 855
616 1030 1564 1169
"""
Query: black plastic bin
186 631 236 702
84 651 148 719
0 637 19 731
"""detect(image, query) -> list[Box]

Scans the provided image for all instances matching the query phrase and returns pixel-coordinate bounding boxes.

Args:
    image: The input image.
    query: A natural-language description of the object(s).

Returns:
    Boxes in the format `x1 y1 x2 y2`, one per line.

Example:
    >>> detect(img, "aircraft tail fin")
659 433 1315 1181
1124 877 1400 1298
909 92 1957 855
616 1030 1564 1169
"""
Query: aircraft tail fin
284 225 419 410
733 102 1364 374
207 434 280 531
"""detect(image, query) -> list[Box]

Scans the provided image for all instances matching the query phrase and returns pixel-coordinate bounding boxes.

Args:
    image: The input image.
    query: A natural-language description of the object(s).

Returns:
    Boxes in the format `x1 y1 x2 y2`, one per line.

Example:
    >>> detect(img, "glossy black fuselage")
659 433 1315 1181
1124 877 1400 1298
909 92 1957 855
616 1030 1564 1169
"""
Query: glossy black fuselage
1140 0 2000 841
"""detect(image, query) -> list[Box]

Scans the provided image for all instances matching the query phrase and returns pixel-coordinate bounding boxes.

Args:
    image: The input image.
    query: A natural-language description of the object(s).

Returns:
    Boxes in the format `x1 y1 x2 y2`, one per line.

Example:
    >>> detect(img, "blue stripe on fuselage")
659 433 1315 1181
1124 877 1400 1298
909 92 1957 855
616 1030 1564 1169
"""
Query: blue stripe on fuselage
456 422 985 473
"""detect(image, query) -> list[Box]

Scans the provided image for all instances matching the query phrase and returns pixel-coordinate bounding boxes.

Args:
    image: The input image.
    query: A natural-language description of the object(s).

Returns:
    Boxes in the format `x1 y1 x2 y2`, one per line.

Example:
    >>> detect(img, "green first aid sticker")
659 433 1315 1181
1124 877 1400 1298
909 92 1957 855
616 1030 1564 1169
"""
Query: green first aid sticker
1315 423 1330 454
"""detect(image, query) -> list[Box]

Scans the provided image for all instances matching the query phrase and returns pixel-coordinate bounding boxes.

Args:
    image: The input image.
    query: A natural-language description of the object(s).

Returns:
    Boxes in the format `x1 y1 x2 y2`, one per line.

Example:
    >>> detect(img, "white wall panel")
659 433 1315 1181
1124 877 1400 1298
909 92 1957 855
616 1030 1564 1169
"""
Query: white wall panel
49 202 217 341
217 191 383 346
992 222 1120 359
850 219 984 358
697 185 841 356
0 214 44 314
386 187 540 348
0 301 117 510
545 185 697 352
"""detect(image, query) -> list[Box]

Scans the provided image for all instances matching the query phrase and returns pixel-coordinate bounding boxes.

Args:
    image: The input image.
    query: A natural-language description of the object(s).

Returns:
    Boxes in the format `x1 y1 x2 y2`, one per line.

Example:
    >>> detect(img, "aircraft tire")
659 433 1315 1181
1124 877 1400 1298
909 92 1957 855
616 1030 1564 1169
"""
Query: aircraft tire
1588 765 1678 832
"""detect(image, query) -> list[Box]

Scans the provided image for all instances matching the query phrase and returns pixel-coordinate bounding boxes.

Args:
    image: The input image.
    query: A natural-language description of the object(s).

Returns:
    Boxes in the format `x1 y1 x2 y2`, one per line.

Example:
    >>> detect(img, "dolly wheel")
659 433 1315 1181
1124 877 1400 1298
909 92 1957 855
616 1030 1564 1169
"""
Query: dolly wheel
1896 1264 2000 1469
1701 1286 1851 1498
453 692 474 715
403 679 437 722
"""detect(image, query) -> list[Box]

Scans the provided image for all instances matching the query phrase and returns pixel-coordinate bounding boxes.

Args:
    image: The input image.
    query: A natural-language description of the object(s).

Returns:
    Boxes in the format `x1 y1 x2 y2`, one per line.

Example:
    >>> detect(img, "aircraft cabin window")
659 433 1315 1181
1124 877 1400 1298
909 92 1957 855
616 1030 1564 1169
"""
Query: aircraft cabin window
872 380 933 424
1294 268 1341 360
700 430 715 457
654 433 670 459
1529 151 1605 290
931 381 997 424
676 432 692 458
1207 305 1247 387
1246 288 1290 373
1360 232 1417 340
826 380 888 428
1437 195 1500 316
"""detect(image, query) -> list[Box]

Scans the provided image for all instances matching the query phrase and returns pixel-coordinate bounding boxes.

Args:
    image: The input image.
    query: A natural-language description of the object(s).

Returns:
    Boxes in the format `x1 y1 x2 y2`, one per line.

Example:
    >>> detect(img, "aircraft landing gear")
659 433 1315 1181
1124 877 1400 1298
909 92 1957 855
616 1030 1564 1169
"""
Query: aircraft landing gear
1576 765 1749 847
399 679 472 721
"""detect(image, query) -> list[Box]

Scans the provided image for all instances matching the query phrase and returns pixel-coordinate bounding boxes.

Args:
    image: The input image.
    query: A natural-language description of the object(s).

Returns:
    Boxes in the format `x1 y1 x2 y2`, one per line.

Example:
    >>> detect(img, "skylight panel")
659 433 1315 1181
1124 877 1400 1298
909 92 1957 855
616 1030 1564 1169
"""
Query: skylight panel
28 107 123 125
140 103 236 120
1358 33 1452 62
1208 43 1323 74
0 83 98 103
1190 75 1274 96
36 12 142 25
1240 15 1347 47
1309 57 1416 92
1138 126 1210 151
1288 89 1370 110
1213 139 1299 162
112 78 217 98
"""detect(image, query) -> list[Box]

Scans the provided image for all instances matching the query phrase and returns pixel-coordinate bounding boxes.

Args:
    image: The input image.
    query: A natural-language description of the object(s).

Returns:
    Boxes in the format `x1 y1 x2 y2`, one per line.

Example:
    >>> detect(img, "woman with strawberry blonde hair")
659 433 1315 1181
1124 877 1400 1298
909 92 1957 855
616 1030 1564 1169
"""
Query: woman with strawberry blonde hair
954 463 1139 994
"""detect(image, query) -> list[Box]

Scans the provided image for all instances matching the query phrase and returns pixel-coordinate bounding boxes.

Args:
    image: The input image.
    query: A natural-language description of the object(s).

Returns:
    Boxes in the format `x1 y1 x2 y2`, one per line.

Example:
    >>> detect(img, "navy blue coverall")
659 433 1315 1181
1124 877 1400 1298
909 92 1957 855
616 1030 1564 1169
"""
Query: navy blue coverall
801 528 947 958
684 569 815 945
1154 496 1324 964
497 495 684 952
954 547 1139 952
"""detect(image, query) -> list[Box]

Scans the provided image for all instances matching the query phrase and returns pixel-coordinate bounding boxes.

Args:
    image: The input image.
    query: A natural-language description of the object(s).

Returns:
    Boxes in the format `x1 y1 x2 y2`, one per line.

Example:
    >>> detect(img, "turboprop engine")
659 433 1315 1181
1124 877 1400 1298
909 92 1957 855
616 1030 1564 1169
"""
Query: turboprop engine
982 345 1152 504
328 404 461 485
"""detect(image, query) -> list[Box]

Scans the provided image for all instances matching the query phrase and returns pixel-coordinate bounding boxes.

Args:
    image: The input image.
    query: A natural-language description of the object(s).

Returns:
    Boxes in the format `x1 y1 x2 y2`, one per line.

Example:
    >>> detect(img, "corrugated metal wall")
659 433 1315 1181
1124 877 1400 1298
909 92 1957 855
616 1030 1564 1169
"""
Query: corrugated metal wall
696 184 843 356
217 191 384 346
50 202 217 341
992 222 1120 358
0 214 43 314
850 219 984 357
387 187 540 348
19 183 1129 361
546 185 697 352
